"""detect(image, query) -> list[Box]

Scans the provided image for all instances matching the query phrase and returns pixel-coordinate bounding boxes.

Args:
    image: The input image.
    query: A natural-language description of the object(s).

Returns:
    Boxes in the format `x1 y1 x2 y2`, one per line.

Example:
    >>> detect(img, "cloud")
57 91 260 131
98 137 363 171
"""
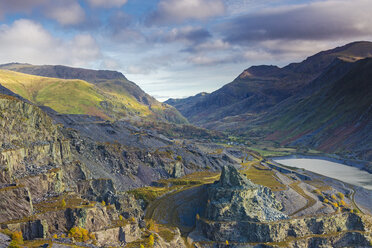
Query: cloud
221 0 372 44
45 0 85 25
164 26 211 44
0 0 47 17
0 0 86 26
0 19 101 67
85 0 128 8
147 0 226 25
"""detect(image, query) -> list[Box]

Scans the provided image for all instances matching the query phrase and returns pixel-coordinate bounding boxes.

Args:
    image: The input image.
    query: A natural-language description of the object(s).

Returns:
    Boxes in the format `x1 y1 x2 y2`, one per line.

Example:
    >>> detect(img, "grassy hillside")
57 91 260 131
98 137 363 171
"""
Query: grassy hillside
0 69 186 123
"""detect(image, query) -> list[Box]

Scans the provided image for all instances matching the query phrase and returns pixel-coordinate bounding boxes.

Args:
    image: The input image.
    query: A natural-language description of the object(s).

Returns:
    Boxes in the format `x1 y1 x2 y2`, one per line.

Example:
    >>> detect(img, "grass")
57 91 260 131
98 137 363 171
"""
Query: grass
33 193 95 213
0 69 177 121
240 163 286 191
129 171 219 207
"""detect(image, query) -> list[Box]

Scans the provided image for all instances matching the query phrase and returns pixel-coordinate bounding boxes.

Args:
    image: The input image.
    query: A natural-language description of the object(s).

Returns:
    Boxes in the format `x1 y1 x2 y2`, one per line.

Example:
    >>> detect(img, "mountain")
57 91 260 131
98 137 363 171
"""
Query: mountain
0 63 187 124
166 41 372 160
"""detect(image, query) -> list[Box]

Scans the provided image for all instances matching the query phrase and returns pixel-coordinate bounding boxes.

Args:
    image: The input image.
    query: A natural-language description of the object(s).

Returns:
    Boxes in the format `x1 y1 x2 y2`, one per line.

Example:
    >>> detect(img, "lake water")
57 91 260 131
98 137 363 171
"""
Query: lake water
273 158 372 190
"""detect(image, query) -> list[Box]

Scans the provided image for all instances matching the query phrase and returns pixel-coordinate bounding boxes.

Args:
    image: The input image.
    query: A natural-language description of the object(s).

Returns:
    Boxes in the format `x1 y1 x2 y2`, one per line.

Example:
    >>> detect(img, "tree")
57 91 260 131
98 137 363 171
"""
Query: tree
225 240 229 245
53 234 58 239
196 213 200 220
61 199 66 208
101 200 106 206
119 215 123 221
140 245 145 248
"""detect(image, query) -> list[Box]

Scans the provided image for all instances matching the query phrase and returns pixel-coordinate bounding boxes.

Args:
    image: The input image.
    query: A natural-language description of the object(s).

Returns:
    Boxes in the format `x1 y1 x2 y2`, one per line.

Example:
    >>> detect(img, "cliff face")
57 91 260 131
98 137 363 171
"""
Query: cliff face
197 166 372 247
0 92 236 247
205 166 287 222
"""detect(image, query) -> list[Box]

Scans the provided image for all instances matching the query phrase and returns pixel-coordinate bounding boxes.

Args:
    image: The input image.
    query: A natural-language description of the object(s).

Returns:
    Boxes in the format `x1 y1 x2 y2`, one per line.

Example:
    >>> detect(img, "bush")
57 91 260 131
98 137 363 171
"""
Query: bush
176 155 182 161
11 231 23 244
339 200 346 206
119 215 123 221
337 192 345 200
331 194 337 200
101 200 106 206
53 234 58 239
313 189 322 195
323 198 329 203
149 234 155 247
196 213 200 220
61 199 66 208
68 227 94 243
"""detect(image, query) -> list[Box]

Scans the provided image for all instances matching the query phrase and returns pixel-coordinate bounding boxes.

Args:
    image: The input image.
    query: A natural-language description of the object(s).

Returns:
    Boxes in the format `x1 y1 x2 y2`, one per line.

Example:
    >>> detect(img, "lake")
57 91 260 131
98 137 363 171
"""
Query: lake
273 158 372 190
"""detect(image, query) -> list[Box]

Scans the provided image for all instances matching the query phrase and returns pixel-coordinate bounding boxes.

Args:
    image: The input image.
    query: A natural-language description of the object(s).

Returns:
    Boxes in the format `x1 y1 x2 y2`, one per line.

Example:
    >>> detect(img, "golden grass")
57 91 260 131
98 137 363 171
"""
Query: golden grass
240 163 286 191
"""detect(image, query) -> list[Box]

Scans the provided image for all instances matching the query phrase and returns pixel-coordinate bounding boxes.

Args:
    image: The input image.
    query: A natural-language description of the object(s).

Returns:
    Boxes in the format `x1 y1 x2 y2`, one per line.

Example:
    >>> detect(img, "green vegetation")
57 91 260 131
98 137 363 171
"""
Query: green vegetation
0 69 181 122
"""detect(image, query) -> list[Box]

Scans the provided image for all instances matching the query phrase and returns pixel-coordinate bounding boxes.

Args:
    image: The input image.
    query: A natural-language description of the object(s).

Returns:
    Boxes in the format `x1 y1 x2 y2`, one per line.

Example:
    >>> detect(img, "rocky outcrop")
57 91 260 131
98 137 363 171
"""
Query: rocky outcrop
93 223 141 246
200 212 367 243
0 186 33 223
205 165 287 222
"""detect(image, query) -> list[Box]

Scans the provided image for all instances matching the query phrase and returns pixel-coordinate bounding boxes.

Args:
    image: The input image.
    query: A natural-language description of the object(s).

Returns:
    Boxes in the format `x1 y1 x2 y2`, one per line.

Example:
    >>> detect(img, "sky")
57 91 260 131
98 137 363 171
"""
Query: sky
0 0 372 101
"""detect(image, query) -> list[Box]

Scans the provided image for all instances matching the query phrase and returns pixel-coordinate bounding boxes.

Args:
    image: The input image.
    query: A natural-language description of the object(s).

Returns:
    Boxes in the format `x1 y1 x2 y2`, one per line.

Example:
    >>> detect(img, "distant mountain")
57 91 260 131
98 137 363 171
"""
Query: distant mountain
0 63 187 124
166 41 372 160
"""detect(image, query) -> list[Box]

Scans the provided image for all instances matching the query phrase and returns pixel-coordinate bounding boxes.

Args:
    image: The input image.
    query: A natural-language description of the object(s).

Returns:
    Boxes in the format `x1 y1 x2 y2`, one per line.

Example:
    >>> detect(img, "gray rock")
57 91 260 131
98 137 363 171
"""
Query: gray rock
205 165 287 222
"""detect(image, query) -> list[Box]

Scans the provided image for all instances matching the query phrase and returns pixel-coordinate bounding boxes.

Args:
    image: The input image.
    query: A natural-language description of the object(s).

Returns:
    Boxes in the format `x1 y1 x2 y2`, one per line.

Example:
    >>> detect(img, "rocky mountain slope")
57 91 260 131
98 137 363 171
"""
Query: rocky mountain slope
166 41 372 161
0 63 187 124
0 86 239 247
195 166 372 247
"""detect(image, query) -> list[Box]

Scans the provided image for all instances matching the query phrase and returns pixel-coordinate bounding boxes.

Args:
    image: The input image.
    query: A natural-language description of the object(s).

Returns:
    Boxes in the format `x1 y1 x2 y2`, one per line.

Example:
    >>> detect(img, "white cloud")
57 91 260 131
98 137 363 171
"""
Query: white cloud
0 19 101 67
147 0 226 25
46 1 85 25
86 0 128 8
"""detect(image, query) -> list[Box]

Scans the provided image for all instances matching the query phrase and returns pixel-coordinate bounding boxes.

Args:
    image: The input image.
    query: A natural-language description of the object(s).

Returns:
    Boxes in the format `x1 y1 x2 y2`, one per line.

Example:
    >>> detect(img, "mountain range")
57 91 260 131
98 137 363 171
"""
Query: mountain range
166 41 372 160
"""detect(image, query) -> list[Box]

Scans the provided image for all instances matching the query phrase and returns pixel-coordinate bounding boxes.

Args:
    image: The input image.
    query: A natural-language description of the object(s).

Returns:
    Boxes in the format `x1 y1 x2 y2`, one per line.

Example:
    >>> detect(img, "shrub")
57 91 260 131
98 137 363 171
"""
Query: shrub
332 202 338 208
53 234 58 239
331 194 337 200
101 200 106 206
226 240 229 245
149 234 155 247
176 155 182 161
130 217 136 223
337 192 345 200
313 189 322 195
196 213 200 220
323 198 329 203
68 227 93 243
147 219 155 231
11 231 23 244
61 199 66 208
351 209 360 214
339 200 346 206
140 245 145 248
119 215 123 221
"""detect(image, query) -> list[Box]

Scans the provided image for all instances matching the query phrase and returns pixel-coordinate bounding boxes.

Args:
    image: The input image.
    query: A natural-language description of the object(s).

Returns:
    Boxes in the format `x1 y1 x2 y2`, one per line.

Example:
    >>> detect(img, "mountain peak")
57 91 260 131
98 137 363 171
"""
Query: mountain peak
239 65 282 79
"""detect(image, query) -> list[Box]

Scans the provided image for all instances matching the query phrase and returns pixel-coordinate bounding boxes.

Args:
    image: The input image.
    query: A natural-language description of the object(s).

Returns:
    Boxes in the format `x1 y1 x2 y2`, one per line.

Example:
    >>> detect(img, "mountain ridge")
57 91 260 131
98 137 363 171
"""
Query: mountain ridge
0 63 187 124
166 41 372 161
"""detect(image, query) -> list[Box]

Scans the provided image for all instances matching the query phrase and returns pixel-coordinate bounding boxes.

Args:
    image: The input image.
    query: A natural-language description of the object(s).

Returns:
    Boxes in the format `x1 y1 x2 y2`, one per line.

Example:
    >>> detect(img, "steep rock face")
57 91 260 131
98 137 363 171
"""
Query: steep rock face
205 165 287 222
199 212 369 244
0 186 33 223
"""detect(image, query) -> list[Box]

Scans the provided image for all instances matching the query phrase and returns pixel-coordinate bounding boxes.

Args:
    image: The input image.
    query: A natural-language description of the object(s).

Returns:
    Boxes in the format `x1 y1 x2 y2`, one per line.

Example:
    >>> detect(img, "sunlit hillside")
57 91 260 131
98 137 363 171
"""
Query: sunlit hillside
0 69 186 123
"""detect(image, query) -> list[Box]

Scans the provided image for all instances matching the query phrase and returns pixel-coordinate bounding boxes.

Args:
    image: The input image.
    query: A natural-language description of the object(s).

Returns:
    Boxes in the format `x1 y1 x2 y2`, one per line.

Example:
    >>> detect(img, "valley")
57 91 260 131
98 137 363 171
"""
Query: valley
0 41 371 248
